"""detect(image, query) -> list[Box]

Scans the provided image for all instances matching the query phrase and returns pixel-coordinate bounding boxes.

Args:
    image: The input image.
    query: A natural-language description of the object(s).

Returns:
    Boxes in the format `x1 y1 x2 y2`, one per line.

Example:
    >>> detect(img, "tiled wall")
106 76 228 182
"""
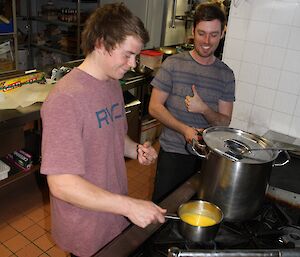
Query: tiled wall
222 0 300 138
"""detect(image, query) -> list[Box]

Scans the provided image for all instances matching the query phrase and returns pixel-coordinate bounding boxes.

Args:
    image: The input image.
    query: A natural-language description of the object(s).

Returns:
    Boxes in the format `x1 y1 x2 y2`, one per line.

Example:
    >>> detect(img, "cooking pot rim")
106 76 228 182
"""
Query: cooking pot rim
202 126 280 163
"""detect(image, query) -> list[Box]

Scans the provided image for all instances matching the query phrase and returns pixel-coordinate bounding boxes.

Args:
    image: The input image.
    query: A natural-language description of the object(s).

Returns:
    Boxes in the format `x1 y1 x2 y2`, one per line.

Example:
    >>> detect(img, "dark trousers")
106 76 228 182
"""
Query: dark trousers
152 148 202 203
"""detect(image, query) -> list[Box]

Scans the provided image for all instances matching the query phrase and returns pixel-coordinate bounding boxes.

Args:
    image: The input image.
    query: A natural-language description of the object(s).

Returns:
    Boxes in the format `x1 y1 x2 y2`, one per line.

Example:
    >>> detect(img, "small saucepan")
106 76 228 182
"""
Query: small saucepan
165 200 223 242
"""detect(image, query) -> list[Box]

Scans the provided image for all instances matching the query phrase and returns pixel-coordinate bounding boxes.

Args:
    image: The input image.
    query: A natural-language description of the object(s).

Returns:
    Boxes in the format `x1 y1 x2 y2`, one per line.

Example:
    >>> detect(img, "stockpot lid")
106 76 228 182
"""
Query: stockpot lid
202 126 279 163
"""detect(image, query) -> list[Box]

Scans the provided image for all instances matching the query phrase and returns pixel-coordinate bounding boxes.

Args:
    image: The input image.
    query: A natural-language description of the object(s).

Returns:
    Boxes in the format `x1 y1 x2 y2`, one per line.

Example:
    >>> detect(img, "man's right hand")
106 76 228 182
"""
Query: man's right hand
125 198 166 228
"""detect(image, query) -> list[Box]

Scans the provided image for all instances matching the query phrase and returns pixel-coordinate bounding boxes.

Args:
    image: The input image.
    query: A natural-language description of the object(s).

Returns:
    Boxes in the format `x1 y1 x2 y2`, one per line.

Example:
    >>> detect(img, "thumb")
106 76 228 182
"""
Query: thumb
192 85 199 97
143 141 151 148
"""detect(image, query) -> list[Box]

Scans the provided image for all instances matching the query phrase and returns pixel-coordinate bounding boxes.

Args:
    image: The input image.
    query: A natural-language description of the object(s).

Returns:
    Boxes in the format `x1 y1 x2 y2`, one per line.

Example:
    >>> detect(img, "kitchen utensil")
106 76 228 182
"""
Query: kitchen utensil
165 200 223 242
224 138 300 155
191 126 290 221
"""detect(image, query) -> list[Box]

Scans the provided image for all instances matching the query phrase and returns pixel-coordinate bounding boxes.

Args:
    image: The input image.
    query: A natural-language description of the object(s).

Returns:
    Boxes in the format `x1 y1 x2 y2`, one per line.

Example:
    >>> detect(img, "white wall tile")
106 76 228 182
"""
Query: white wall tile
266 24 291 48
273 92 298 113
278 71 300 94
289 116 300 137
222 58 241 81
287 27 300 51
247 122 269 136
270 1 296 25
257 66 280 89
225 0 300 138
250 106 272 127
232 101 252 122
223 38 245 61
239 62 260 84
262 46 286 69
229 0 252 19
292 2 300 26
242 41 265 65
294 97 300 116
254 87 276 108
283 49 300 73
270 111 292 134
246 21 269 43
249 0 274 22
230 118 248 131
236 81 256 103
226 17 248 40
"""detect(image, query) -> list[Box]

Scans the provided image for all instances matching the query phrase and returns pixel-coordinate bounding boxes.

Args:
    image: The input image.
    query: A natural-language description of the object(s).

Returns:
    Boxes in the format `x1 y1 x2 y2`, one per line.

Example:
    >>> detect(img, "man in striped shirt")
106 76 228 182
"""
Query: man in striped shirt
149 2 235 203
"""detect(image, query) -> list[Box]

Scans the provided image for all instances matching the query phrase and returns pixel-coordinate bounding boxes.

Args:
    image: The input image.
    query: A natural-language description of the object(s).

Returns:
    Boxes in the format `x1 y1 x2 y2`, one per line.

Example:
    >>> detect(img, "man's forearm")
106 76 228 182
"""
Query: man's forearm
149 104 188 135
202 106 231 126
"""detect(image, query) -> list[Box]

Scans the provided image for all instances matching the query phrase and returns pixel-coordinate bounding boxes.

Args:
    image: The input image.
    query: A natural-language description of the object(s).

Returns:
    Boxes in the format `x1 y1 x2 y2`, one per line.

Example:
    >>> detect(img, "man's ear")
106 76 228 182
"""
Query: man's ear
95 38 105 53
221 25 227 39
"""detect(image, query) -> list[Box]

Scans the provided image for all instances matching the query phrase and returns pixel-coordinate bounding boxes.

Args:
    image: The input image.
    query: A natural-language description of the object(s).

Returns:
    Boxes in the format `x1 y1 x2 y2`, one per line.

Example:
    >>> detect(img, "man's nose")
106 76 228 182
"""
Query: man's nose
129 56 137 68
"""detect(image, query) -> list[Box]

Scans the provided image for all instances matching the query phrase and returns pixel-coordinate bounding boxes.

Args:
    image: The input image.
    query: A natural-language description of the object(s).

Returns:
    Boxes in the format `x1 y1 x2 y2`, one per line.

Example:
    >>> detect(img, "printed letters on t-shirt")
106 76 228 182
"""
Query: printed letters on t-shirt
95 102 124 128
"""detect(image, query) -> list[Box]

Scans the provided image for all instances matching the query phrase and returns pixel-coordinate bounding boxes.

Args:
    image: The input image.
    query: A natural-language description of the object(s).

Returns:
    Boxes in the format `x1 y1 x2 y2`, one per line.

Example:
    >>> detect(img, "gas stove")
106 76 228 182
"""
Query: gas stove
95 156 300 257
129 197 300 257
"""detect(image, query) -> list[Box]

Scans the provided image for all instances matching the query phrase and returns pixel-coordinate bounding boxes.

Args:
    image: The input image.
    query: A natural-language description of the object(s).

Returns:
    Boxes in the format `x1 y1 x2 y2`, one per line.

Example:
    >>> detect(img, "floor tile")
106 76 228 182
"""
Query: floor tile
37 216 51 232
0 243 13 257
21 224 46 241
8 216 35 232
46 245 69 257
15 242 43 257
25 207 49 223
33 233 55 252
3 234 30 253
0 224 18 243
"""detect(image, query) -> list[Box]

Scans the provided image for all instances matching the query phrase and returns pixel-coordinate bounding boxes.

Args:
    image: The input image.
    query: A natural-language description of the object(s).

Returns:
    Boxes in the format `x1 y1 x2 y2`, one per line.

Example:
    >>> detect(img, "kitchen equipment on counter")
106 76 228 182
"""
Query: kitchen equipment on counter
165 200 223 242
191 126 290 221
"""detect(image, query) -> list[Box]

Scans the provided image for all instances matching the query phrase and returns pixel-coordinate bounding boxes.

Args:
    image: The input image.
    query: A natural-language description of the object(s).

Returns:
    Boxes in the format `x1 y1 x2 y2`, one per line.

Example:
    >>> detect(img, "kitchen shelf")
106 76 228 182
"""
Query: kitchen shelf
0 162 40 189
31 16 85 27
31 43 81 57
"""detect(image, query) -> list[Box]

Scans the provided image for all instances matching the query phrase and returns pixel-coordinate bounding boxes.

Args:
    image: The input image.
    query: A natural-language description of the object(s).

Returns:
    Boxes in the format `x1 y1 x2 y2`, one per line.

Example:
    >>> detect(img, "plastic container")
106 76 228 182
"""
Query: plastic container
140 50 163 70
0 160 10 181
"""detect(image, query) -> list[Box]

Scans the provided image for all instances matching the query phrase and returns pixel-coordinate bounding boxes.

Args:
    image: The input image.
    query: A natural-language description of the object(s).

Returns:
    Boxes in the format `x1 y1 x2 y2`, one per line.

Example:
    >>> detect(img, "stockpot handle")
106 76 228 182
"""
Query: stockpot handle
272 150 290 167
191 138 208 159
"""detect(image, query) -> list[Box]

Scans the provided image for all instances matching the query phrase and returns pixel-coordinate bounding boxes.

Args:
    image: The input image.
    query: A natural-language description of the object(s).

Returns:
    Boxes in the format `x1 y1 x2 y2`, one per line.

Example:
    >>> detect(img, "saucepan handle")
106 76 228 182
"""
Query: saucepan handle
272 150 290 167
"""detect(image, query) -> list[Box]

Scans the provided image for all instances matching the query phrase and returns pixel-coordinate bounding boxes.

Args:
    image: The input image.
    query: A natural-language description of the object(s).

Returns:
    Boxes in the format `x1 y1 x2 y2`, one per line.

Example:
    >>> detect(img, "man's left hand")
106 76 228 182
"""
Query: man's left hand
137 141 158 165
185 85 208 114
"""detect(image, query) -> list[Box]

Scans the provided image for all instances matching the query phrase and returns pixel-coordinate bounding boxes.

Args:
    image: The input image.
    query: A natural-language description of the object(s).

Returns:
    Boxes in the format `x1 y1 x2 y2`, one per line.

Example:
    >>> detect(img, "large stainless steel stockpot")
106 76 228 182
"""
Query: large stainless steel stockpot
192 127 290 221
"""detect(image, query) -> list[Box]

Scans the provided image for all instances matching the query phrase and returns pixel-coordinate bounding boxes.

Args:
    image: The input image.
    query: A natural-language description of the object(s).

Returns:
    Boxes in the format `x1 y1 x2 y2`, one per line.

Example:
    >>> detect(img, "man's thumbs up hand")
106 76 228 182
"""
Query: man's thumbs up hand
185 85 208 114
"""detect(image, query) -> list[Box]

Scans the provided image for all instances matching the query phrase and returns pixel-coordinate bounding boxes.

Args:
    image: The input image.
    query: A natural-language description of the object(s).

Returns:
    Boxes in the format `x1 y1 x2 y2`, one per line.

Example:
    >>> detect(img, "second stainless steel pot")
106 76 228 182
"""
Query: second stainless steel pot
192 126 290 221
167 200 223 242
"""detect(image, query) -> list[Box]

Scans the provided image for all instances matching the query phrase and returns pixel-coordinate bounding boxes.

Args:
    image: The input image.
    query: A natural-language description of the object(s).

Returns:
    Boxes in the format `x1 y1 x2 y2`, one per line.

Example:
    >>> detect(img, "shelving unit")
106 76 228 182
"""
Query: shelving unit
0 0 18 73
17 0 100 69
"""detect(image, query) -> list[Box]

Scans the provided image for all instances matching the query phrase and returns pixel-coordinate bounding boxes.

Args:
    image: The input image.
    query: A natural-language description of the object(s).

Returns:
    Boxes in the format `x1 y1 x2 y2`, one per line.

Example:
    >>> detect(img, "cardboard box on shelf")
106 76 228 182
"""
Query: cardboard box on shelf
140 119 162 144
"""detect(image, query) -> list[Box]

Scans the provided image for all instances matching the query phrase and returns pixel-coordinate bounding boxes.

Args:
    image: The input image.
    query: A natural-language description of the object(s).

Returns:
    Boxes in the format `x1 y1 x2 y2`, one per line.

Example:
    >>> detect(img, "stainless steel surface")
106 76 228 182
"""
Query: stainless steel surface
177 200 223 242
197 151 273 221
93 173 199 257
165 214 180 220
167 247 300 257
201 127 280 164
267 186 300 208
225 138 299 155
263 130 300 156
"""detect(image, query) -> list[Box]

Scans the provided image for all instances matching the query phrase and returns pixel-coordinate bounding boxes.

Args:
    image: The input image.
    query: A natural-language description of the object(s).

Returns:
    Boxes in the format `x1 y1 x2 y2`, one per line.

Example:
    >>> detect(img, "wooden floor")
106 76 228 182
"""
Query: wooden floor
0 141 159 257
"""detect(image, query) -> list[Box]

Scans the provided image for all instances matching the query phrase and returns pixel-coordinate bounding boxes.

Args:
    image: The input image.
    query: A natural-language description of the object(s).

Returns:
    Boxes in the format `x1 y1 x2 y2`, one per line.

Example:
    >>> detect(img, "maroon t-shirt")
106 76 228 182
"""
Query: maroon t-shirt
41 68 129 256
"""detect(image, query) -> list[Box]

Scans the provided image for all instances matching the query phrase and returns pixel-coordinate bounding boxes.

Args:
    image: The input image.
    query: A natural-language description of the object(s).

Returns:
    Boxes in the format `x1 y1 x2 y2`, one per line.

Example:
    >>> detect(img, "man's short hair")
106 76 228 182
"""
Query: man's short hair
81 3 149 56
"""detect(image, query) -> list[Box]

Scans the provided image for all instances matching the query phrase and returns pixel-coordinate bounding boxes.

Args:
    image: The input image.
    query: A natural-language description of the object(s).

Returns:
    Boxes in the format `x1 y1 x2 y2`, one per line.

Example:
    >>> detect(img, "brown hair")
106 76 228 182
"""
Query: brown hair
193 2 227 32
81 3 149 56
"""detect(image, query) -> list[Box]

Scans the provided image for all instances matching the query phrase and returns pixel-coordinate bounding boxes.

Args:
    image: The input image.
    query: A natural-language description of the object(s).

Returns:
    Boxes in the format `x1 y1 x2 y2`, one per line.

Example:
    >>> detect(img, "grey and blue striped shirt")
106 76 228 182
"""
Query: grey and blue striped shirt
151 51 235 154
